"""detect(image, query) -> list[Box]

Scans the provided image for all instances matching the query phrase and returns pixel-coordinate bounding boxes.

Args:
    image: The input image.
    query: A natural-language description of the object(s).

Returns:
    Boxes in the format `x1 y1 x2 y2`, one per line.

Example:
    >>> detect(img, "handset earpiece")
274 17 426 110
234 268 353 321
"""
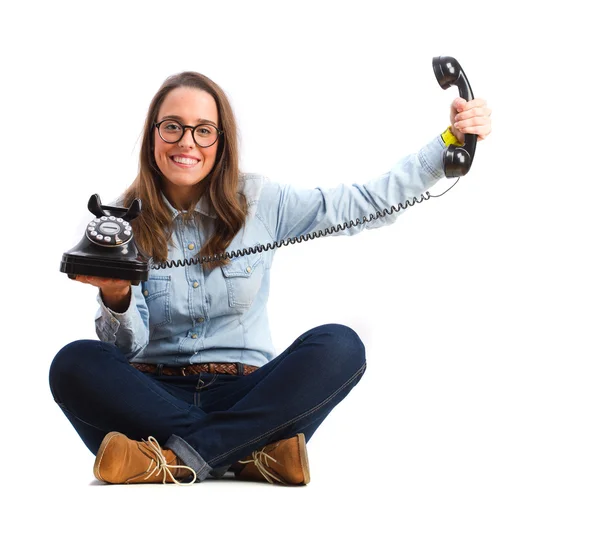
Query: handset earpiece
432 56 477 178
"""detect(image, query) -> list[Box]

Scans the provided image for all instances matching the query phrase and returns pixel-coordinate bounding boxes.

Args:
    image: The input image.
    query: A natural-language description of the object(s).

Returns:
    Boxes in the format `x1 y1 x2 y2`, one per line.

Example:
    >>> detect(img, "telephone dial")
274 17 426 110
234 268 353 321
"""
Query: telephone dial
60 56 477 284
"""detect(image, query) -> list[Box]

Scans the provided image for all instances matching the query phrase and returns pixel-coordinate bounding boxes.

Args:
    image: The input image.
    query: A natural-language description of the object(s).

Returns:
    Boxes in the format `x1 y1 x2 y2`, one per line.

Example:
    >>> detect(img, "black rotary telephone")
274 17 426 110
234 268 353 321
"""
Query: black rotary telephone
60 56 477 284
60 194 147 284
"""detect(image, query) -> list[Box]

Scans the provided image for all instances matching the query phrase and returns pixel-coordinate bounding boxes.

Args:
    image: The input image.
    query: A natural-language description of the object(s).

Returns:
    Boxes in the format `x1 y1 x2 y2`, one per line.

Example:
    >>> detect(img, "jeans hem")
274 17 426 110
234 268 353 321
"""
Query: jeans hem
165 435 212 482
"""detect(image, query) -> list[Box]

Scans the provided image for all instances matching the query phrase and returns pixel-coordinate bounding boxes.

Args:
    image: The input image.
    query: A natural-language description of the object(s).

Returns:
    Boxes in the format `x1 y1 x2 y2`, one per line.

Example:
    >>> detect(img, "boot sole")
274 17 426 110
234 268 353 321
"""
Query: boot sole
297 433 310 485
93 431 123 483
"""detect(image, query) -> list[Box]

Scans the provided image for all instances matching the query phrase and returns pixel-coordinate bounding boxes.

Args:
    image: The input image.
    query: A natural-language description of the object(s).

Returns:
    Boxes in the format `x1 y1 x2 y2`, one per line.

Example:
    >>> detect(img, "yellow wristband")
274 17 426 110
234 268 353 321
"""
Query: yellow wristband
441 126 462 147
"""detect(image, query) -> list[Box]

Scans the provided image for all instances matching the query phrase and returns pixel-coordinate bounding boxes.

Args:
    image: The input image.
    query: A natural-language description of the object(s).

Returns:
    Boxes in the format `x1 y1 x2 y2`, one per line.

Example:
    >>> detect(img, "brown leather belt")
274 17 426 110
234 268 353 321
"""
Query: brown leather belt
131 362 259 376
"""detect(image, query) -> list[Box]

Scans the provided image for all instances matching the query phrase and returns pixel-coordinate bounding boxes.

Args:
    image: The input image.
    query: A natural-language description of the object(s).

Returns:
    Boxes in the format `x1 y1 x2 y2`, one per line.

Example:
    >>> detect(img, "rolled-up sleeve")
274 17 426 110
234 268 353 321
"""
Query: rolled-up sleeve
94 282 150 359
270 136 446 241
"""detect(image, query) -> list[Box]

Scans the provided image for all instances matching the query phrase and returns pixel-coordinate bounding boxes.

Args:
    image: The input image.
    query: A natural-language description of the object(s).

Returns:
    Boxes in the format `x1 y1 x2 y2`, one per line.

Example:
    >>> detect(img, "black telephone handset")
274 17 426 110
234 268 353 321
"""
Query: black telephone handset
432 55 477 177
60 56 476 283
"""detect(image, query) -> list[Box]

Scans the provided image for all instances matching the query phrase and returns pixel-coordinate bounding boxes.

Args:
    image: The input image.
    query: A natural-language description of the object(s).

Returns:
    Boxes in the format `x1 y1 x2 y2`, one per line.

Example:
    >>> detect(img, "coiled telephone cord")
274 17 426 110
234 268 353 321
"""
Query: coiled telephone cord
151 178 460 270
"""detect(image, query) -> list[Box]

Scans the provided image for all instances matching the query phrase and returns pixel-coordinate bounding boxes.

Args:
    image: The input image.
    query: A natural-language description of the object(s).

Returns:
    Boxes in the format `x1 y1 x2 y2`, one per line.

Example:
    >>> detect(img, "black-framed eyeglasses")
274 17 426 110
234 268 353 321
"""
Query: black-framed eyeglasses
154 119 224 148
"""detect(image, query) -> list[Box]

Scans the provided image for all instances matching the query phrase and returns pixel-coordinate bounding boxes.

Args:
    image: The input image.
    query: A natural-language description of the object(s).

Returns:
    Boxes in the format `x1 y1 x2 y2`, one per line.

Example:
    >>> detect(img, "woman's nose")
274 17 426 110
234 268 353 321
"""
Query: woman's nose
179 127 196 148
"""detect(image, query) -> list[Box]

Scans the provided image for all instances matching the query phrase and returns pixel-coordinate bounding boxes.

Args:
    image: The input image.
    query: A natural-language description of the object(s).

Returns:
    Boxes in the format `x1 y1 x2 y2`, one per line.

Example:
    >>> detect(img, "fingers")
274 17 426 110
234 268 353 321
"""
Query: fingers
452 97 467 111
454 111 491 132
454 119 492 141
453 97 487 112
455 122 492 141
454 106 491 122
453 98 492 141
73 275 131 289
75 275 103 284
457 97 487 111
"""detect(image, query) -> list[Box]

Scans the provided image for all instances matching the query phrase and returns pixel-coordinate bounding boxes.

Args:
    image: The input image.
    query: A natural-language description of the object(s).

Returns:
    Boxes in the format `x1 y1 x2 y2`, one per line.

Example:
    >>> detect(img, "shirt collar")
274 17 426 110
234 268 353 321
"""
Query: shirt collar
160 191 217 219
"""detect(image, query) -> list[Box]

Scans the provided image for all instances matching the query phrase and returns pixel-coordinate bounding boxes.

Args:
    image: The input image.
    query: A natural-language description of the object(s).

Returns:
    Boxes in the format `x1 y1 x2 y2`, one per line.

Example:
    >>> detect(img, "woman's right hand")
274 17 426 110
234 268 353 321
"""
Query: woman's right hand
74 275 132 313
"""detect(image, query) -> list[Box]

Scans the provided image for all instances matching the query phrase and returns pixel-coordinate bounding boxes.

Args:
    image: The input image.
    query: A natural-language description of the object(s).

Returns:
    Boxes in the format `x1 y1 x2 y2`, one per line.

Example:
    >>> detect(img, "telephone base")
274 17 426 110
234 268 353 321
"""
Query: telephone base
60 252 148 284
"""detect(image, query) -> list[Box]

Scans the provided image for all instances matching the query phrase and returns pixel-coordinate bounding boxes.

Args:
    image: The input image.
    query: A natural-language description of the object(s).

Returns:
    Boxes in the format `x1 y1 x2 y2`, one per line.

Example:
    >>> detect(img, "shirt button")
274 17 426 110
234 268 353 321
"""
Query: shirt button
191 334 198 339
143 290 149 297
188 243 195 250
193 281 199 288
246 266 252 273
197 317 205 323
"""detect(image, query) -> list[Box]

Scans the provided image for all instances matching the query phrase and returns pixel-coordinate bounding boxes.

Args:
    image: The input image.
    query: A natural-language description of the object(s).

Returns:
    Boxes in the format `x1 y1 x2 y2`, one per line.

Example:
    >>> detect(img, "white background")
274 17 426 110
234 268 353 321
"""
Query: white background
1 1 599 544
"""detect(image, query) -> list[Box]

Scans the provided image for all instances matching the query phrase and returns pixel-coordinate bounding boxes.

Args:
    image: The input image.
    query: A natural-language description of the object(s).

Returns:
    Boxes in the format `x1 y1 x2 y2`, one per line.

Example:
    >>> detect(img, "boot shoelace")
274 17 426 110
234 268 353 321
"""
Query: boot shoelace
239 445 284 484
129 436 197 485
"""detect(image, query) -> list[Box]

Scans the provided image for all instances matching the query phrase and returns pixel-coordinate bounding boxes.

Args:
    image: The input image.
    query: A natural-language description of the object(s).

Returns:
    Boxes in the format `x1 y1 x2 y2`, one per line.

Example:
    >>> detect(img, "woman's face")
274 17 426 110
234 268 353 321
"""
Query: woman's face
154 87 220 201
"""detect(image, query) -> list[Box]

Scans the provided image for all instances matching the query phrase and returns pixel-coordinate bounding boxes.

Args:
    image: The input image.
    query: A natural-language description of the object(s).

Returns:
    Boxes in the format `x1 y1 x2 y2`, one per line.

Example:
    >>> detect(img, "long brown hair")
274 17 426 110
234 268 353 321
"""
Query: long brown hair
122 72 246 269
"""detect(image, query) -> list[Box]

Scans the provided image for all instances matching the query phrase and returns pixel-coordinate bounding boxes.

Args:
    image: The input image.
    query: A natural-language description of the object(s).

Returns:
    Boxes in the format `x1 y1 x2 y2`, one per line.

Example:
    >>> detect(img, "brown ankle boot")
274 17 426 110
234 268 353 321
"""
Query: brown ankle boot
93 432 196 485
233 433 310 485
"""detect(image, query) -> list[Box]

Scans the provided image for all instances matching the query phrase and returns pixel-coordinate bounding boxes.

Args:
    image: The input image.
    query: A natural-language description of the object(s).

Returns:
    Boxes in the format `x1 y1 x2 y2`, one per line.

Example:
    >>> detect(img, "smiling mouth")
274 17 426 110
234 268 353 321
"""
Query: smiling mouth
171 156 200 166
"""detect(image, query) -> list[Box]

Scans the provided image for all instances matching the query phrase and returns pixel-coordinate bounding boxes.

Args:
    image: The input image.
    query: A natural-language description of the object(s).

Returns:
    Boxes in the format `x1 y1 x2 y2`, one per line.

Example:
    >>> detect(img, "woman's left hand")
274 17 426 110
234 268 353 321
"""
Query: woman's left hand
450 97 492 143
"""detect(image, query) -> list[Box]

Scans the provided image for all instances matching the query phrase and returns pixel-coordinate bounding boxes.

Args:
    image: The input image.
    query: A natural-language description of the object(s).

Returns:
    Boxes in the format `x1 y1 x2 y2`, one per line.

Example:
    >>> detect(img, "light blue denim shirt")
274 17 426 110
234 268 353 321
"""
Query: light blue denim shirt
95 135 446 367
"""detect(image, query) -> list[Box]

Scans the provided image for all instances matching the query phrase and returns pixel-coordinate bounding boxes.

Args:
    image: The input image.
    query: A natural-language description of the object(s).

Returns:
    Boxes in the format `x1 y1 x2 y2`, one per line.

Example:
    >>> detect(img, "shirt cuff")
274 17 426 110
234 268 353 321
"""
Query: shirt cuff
417 135 446 182
95 289 136 340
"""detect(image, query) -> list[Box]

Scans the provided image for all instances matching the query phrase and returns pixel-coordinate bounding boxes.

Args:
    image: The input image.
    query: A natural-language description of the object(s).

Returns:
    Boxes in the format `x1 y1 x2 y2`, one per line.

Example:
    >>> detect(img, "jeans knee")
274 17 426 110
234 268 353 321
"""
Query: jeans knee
307 323 366 379
49 340 115 402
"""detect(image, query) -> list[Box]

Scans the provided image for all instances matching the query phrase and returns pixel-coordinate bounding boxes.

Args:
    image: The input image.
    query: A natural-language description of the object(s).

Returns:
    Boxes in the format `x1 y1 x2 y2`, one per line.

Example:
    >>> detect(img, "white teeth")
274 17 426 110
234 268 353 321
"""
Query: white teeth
172 156 199 165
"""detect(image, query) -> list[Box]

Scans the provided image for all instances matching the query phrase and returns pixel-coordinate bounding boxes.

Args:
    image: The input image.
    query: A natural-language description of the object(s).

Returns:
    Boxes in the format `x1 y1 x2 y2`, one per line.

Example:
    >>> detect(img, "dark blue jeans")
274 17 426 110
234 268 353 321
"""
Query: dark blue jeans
49 324 366 481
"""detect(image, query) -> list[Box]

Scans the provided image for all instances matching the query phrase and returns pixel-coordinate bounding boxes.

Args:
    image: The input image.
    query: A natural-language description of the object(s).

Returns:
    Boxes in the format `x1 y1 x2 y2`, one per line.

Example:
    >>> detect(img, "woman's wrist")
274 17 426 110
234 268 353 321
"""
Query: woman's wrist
441 126 463 147
101 286 131 314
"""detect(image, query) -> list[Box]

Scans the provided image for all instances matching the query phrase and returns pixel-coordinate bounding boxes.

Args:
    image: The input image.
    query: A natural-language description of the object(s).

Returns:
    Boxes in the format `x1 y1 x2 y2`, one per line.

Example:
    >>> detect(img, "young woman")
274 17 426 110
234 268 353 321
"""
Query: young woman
49 71 492 486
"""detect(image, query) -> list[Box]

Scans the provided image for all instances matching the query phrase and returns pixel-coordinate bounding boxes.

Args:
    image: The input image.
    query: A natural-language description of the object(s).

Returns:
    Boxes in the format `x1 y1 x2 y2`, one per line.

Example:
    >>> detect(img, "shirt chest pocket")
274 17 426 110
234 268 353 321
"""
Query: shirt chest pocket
141 276 172 337
220 254 264 309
